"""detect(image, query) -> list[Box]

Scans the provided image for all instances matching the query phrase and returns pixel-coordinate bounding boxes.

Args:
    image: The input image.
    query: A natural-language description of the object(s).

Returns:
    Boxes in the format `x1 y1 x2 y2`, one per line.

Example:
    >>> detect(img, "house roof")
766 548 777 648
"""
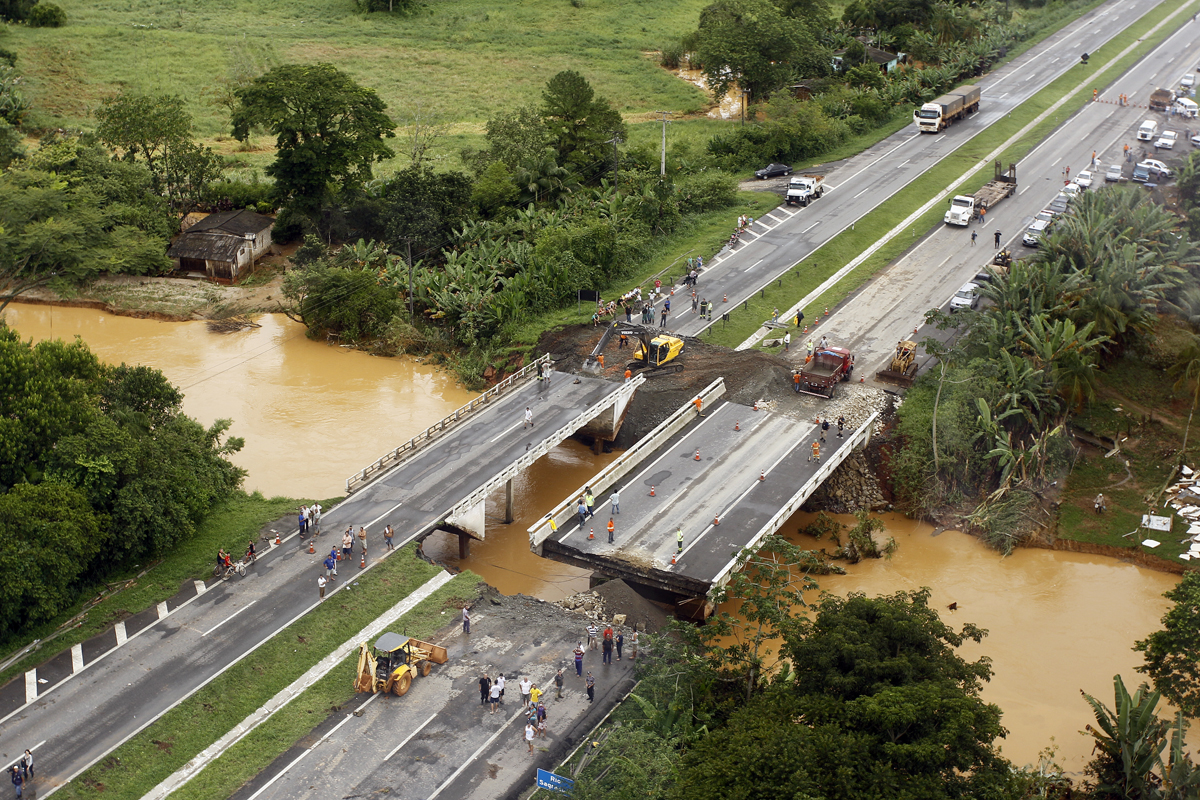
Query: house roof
864 45 897 65
168 232 247 263
186 209 275 237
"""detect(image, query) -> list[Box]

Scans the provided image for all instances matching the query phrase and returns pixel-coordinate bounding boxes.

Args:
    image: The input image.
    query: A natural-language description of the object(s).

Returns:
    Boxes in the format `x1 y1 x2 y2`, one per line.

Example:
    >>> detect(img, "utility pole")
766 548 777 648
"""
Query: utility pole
657 111 670 176
741 89 749 126
606 131 623 185
404 238 414 319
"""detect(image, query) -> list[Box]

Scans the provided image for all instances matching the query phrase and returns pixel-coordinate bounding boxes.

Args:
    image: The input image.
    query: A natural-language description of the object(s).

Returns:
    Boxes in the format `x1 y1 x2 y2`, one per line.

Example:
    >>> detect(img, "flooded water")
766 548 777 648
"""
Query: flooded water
719 512 1181 773
4 305 1185 771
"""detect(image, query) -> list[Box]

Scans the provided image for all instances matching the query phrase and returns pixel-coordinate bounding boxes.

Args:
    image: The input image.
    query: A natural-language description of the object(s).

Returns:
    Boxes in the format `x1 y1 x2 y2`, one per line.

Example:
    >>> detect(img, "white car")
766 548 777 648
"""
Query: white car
1074 169 1095 189
949 282 980 313
1156 131 1178 150
1141 158 1172 177
1105 163 1123 181
1023 218 1051 247
1060 182 1082 199
1193 133 1200 147
1183 73 1196 89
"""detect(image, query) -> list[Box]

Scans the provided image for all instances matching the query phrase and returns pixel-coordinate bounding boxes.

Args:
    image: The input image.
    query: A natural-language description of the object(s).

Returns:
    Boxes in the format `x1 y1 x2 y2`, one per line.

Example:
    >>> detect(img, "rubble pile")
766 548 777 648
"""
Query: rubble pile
803 451 887 513
1165 465 1200 561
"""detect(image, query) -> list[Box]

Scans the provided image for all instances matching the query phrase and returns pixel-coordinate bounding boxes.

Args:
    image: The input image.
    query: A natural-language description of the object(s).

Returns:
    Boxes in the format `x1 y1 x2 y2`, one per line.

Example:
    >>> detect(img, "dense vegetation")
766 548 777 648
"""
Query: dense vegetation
0 325 244 639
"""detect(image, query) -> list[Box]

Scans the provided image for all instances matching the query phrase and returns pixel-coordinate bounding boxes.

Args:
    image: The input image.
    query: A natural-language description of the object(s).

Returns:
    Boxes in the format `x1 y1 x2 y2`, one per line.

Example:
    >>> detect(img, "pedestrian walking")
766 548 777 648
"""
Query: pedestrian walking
837 415 845 439
520 676 532 708
574 643 585 676
631 630 638 659
994 230 1001 248
21 751 32 782
526 722 536 753
11 766 22 799
462 606 470 634
587 622 599 649
496 673 506 704
489 680 501 714
585 489 595 518
586 672 595 703
317 574 327 599
524 406 533 430
384 524 394 551
676 527 684 554
602 635 613 664
577 498 587 528
821 418 830 442
607 517 615 543
970 230 977 246
810 441 821 463
555 668 564 698
615 632 624 660
610 490 619 515
479 672 491 706
784 332 791 351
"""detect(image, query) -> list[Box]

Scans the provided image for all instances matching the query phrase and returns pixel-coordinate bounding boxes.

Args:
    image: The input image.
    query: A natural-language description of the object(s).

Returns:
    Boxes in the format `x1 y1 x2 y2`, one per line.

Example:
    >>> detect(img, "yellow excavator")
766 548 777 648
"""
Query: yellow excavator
354 632 447 697
875 340 919 388
624 326 685 377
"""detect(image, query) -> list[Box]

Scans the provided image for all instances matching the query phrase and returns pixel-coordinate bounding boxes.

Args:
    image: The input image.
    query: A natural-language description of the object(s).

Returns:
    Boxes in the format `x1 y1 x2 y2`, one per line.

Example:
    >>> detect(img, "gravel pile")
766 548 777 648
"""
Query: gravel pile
555 580 671 634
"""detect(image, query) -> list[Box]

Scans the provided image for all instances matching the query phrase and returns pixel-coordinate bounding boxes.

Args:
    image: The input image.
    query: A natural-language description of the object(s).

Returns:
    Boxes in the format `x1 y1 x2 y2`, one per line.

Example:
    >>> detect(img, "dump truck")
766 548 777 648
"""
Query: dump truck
875 340 919 388
623 326 685 377
914 85 981 133
355 632 448 697
785 174 826 206
944 161 1017 226
1149 88 1175 112
796 347 854 398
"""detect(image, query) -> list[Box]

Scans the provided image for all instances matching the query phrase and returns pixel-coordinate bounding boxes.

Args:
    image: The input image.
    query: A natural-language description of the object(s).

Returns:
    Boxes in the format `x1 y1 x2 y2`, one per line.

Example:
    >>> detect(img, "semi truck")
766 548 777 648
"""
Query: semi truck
913 85 981 133
785 174 826 206
944 161 1018 226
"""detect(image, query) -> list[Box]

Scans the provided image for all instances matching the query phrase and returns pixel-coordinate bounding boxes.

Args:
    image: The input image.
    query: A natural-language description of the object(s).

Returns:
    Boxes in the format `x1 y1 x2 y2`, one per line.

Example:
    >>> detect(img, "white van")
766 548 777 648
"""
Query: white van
1174 97 1198 118
1138 120 1159 141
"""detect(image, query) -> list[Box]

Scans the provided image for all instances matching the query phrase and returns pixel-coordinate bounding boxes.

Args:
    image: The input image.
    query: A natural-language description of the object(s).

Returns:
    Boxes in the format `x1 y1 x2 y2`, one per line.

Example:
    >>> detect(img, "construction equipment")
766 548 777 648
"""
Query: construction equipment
797 347 854 398
623 325 685 377
875 340 919 388
354 632 448 697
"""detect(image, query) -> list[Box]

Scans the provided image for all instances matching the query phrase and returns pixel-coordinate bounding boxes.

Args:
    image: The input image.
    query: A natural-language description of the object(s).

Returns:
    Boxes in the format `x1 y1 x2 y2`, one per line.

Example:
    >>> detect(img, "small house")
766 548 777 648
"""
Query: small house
831 42 902 75
168 209 275 284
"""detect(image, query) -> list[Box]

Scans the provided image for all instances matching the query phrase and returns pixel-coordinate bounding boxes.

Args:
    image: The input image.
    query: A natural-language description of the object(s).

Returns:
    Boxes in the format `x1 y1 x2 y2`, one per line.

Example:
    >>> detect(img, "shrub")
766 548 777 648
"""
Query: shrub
660 43 684 69
204 178 275 212
677 171 737 213
271 205 308 243
27 3 66 26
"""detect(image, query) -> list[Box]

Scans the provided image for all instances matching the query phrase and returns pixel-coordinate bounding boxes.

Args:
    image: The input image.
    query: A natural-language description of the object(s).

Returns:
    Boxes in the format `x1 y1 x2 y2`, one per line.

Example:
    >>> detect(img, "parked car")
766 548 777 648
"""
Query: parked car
1023 218 1052 247
1141 158 1171 176
1074 169 1095 189
1183 73 1196 89
1133 164 1152 183
949 282 980 312
1060 182 1082 199
1105 163 1124 182
1193 132 1200 147
1046 194 1070 215
1155 131 1178 150
754 163 792 179
1034 209 1055 224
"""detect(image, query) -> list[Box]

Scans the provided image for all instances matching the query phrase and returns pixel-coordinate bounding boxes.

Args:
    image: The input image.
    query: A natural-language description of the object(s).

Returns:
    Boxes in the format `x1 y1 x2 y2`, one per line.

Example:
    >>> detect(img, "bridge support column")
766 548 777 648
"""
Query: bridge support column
446 500 486 541
459 532 470 559
504 479 514 524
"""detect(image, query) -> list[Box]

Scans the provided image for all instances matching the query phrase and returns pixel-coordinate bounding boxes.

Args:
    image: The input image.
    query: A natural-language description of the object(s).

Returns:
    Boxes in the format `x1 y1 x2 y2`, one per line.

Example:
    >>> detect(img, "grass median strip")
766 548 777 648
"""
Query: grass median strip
52 547 465 800
701 0 1198 351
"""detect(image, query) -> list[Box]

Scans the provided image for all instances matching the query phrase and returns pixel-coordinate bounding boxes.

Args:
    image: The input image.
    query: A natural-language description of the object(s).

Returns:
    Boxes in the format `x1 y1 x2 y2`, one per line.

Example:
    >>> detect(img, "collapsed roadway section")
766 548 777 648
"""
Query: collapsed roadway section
530 378 878 618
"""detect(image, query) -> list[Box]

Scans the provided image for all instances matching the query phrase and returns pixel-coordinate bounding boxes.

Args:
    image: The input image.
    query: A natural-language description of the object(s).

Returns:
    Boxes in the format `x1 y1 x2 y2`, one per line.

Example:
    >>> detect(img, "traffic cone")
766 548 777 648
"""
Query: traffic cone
722 294 727 303
336 551 342 561
860 377 864 383
308 540 315 554
914 325 919 335
735 420 740 431
671 554 676 565
824 307 829 316
802 325 808 334
759 470 765 481
670 287 675 295
650 485 656 496
753 402 759 411
713 514 720 525
694 449 701 461
275 532 281 545
360 552 366 569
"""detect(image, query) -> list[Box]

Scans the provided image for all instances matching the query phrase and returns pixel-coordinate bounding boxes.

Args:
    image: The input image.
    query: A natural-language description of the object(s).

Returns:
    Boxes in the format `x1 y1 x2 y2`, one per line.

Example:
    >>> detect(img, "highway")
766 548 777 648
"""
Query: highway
815 13 1200 378
652 0 1173 338
0 373 626 796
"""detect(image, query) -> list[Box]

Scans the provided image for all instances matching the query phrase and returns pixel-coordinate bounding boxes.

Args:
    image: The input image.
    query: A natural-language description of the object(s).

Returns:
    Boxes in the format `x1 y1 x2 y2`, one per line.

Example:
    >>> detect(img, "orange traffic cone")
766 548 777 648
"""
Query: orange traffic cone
860 377 864 383
275 532 281 545
914 325 919 335
723 293 728 303
713 514 720 525
694 449 701 461
671 554 676 565
824 307 829 316
670 287 675 296
735 420 740 431
759 470 765 481
308 540 315 554
336 551 342 562
753 402 759 411
650 485 656 496
588 527 595 540
360 552 366 569
802 325 808 334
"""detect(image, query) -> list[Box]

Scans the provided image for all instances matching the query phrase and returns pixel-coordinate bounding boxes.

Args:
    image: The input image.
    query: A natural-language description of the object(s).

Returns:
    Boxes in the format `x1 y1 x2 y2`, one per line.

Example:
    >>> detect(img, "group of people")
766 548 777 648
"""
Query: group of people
316 524 394 599
298 503 322 536
9 750 32 798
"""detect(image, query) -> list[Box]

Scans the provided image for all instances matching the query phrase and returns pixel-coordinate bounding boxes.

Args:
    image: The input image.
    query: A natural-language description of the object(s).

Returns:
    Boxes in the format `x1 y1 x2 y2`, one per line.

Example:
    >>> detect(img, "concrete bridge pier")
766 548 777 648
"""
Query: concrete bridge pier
578 379 637 454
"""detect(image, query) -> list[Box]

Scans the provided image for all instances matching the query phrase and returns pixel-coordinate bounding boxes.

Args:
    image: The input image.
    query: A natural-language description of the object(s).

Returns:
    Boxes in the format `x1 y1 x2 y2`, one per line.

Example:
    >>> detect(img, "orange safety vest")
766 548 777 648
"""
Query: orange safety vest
607 520 615 533
811 442 820 456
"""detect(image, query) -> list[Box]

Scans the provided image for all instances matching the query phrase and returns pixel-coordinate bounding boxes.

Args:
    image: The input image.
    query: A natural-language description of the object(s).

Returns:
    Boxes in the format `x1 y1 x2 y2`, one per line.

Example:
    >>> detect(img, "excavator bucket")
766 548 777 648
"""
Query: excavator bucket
354 642 379 694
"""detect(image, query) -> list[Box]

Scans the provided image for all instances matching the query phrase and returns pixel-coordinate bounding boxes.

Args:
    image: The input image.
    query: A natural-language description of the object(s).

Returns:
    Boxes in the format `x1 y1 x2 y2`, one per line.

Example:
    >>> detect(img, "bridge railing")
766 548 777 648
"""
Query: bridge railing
346 353 552 494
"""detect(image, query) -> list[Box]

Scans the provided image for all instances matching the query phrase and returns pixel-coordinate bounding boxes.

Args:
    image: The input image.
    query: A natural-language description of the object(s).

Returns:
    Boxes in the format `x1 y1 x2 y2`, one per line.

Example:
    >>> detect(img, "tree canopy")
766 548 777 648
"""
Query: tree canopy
540 70 625 177
231 63 396 212
1135 572 1200 719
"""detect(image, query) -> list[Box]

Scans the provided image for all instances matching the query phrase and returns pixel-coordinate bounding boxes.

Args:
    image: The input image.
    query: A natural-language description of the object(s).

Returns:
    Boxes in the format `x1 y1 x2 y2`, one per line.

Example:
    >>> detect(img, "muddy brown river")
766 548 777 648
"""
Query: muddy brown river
5 306 1184 771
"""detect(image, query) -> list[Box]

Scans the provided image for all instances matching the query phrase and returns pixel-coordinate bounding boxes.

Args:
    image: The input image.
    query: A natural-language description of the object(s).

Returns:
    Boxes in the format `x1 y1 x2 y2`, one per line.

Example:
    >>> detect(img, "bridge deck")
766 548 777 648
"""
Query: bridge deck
543 399 864 601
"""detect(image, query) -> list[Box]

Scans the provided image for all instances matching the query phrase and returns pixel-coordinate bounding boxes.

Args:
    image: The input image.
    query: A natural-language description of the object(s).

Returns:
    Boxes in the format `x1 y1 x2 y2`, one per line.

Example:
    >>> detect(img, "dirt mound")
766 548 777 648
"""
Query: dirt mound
592 579 672 634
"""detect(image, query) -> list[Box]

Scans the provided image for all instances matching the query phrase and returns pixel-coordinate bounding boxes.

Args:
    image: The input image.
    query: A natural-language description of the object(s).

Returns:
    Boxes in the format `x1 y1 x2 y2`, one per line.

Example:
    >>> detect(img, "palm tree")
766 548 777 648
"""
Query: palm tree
1169 337 1200 465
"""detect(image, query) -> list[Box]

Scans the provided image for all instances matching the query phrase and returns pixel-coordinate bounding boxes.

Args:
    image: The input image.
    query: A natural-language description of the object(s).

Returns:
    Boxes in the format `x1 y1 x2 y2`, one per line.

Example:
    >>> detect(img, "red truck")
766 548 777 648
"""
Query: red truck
797 347 854 398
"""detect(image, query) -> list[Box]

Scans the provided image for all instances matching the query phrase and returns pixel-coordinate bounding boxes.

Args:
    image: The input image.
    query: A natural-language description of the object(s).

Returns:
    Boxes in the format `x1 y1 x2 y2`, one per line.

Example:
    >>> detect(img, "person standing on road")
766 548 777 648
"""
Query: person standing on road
496 673 506 705
971 230 977 246
994 230 1002 248
631 630 638 659
837 415 845 439
821 418 830 442
585 488 595 518
555 668 564 699
615 631 624 661
312 503 322 535
530 683 542 708
806 339 814 358
21 750 32 782
586 671 596 703
577 498 587 528
342 528 353 562
323 553 337 579
524 406 533 430
676 527 684 554
660 307 668 327
489 679 501 714
479 672 491 706
317 574 327 600
384 524 394 551
610 489 620 515
462 606 470 634
794 371 802 393
784 332 791 351
587 622 599 650
526 722 536 754
520 676 532 708
11 765 23 799
811 441 821 463
298 507 307 536
574 643 585 676
607 517 615 543
602 634 613 665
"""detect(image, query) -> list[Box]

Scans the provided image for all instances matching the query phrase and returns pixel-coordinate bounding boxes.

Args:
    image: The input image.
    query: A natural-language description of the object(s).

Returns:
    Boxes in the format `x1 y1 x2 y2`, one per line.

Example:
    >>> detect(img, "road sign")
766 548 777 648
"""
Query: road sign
537 769 575 793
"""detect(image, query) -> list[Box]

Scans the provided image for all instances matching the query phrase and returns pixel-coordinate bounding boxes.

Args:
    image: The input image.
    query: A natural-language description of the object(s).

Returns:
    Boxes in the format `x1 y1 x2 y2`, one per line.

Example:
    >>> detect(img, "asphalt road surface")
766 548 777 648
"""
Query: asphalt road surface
650 0 1173 338
815 12 1200 379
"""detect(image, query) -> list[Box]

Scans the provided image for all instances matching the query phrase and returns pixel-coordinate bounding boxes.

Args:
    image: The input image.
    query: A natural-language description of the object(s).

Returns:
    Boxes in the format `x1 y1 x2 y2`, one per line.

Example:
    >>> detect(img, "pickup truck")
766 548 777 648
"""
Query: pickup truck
944 161 1018 226
1155 131 1178 149
785 174 826 206
913 85 981 133
796 347 854 398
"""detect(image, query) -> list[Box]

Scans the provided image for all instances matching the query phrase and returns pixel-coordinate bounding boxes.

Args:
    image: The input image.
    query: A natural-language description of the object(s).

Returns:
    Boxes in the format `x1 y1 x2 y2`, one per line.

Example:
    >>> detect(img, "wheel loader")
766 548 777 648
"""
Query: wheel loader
354 632 447 697
622 325 685 377
874 340 919 388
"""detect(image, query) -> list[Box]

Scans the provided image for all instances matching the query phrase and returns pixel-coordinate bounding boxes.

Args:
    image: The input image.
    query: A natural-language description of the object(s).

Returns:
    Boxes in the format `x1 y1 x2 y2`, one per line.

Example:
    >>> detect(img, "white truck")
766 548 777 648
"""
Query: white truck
785 174 826 206
914 85 981 133
944 161 1018 226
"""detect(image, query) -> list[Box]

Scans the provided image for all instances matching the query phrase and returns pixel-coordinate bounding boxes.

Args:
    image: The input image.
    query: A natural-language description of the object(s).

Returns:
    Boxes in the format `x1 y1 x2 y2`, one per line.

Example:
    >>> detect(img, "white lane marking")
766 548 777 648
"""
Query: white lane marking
1051 156 1062 166
746 259 764 271
489 418 527 443
25 670 36 703
194 580 207 595
427 707 527 800
244 695 380 800
366 498 407 530
1019 185 1030 195
896 159 910 168
385 711 439 761
801 221 820 234
4 741 44 772
853 186 871 198
201 601 257 637
764 211 786 222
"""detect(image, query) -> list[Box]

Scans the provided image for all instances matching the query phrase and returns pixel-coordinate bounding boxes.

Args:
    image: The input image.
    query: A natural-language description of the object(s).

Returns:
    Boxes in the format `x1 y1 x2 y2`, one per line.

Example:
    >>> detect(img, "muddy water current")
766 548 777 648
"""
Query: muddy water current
5 306 1185 771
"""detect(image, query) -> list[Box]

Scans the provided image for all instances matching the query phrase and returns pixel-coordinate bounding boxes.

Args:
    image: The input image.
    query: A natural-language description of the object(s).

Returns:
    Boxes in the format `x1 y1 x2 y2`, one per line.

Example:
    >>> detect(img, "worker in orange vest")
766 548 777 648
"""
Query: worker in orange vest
624 368 632 383
607 518 615 543
693 397 704 417
810 441 821 463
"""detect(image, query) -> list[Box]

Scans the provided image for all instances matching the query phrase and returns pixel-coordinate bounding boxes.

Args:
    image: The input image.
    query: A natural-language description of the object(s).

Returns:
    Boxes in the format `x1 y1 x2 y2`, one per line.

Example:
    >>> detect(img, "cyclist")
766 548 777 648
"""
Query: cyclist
217 548 232 577
245 539 257 564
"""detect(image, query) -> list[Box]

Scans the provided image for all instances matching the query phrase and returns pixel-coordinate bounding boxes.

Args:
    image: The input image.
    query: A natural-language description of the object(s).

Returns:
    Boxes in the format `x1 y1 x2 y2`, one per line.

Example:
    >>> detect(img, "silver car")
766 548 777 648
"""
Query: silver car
1105 164 1123 181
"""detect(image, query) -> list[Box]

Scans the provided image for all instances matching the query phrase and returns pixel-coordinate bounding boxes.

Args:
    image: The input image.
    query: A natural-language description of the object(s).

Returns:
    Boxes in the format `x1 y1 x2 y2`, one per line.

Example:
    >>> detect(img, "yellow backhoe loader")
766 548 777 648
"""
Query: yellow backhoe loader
875 340 919 388
354 632 448 697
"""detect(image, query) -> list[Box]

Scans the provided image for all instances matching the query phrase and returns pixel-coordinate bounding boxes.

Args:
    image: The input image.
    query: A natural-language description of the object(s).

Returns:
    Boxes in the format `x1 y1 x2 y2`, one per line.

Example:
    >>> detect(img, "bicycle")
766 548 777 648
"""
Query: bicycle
213 560 246 580
244 547 257 566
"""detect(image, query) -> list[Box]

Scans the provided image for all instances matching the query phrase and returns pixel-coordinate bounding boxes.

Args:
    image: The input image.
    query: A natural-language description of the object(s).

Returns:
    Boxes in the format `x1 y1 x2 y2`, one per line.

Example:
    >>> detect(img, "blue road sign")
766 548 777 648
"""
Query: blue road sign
537 768 575 793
